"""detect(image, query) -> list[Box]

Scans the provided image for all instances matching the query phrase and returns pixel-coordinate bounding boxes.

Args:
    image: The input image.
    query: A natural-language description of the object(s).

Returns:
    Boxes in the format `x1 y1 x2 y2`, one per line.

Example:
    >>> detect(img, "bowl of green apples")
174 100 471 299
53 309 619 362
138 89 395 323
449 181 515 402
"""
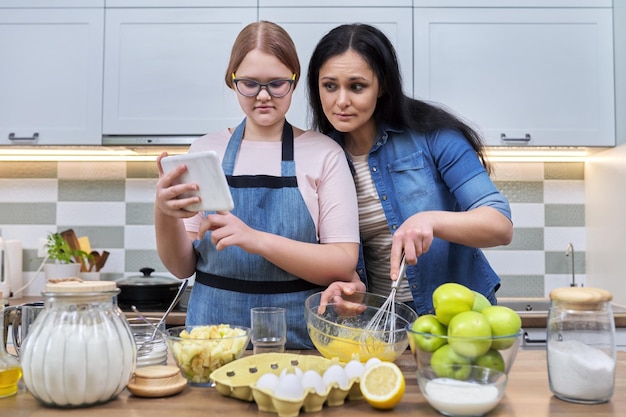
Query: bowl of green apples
405 283 523 416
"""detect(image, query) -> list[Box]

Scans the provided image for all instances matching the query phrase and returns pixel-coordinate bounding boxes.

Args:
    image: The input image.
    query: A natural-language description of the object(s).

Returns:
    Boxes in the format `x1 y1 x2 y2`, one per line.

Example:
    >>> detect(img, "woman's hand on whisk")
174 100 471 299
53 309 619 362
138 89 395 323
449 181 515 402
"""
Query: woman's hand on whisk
389 212 435 279
318 272 366 315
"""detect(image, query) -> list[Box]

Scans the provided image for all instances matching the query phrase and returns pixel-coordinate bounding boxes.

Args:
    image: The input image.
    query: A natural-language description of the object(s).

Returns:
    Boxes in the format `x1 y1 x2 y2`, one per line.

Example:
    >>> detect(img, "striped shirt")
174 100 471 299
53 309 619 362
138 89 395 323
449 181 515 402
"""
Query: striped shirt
348 153 413 302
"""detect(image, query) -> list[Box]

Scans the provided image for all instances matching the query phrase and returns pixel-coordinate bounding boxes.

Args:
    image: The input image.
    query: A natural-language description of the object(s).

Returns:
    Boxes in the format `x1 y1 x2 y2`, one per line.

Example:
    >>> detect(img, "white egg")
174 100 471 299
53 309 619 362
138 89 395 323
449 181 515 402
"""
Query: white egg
301 370 326 395
273 373 305 400
279 366 303 379
344 360 366 380
365 357 382 369
322 364 350 390
255 372 279 392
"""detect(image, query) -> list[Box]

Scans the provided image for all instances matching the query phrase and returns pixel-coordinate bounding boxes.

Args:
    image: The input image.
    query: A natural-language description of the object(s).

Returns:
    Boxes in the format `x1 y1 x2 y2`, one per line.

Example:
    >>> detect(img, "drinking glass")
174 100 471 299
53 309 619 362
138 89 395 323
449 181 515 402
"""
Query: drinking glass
250 307 286 354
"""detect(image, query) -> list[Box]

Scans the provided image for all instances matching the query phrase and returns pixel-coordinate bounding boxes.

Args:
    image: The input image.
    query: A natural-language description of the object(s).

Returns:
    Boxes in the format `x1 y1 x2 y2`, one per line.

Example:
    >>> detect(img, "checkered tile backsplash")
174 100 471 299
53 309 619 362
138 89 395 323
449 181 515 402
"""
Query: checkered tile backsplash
0 161 585 297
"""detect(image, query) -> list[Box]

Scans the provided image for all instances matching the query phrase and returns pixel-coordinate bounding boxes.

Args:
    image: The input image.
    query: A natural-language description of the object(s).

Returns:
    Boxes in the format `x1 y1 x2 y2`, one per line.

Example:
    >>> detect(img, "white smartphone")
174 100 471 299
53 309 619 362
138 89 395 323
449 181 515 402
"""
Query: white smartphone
160 151 234 212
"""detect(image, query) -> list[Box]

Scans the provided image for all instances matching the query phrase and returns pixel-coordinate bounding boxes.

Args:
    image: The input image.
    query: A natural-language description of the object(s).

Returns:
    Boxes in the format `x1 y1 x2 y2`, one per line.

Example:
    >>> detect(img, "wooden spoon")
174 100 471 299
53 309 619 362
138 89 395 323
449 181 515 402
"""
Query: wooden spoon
89 251 100 272
95 251 109 272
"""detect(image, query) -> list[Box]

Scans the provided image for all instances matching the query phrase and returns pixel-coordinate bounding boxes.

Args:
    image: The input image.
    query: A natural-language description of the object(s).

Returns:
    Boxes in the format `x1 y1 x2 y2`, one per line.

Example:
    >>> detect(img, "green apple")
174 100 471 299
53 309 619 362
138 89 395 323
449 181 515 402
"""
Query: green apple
410 314 448 352
472 291 492 312
432 283 475 325
447 311 492 358
473 349 505 374
482 305 522 350
430 344 472 380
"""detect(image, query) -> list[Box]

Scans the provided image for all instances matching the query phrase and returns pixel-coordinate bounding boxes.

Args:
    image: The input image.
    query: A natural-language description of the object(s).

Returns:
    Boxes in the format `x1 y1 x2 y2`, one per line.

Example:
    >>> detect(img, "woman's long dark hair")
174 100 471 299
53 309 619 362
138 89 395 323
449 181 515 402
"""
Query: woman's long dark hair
307 23 491 173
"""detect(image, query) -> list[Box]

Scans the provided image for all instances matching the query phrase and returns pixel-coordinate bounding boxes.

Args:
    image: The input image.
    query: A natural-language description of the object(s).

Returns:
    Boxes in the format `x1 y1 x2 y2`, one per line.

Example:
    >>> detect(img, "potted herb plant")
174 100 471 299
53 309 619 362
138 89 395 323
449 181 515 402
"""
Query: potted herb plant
43 232 91 279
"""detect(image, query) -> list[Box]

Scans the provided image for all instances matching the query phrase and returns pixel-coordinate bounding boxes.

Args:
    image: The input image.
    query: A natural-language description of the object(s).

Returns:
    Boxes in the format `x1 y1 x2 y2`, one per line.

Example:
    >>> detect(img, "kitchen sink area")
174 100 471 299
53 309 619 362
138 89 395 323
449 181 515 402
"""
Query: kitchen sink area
498 297 626 314
498 297 552 312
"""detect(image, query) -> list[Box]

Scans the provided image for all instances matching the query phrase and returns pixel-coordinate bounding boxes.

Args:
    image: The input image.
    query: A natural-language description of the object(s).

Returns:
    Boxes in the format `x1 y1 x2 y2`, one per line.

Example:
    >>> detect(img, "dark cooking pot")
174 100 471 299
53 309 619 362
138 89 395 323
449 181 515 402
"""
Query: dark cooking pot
116 267 182 309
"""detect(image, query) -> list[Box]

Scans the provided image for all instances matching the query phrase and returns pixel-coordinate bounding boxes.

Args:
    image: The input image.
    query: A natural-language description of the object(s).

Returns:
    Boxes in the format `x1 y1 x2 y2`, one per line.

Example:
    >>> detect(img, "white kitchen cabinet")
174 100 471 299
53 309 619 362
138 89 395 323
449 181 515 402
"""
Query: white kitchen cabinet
413 8 615 147
259 7 413 130
413 0 611 6
0 7 104 145
102 8 256 143
0 1 103 8
105 0 255 6
260 1 411 6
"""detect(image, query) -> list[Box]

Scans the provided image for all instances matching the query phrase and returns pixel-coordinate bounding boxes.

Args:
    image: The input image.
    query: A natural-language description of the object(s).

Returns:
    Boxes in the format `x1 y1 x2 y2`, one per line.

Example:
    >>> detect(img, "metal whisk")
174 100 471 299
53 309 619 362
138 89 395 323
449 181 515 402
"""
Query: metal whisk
362 254 408 348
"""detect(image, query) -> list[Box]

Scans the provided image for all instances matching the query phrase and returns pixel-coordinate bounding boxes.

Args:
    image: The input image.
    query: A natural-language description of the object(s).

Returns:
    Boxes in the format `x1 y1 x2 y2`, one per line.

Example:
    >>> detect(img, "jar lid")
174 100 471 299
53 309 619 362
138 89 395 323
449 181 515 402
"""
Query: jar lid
45 280 118 293
549 287 612 309
134 365 180 380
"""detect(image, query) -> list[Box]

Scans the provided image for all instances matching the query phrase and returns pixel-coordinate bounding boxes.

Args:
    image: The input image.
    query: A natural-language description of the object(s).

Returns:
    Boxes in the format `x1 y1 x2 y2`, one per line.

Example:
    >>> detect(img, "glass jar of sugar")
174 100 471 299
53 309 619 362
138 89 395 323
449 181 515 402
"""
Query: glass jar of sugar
19 280 136 408
547 287 616 404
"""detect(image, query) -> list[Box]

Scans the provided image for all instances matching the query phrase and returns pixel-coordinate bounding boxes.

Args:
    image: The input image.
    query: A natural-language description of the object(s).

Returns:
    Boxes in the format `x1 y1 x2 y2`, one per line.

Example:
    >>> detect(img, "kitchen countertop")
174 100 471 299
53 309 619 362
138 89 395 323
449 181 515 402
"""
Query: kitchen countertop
6 296 188 326
1 350 624 416
9 296 626 328
513 313 623 328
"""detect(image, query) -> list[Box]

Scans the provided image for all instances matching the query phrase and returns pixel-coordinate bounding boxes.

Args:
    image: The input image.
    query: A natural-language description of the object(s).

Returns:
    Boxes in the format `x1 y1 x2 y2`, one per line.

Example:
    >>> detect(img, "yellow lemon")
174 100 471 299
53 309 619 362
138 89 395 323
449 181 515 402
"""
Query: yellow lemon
359 361 405 410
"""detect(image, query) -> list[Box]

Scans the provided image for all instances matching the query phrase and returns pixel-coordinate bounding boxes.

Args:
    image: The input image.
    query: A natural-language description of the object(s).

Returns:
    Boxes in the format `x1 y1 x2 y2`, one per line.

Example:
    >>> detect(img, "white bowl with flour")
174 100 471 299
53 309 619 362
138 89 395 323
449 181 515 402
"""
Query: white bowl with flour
417 366 508 416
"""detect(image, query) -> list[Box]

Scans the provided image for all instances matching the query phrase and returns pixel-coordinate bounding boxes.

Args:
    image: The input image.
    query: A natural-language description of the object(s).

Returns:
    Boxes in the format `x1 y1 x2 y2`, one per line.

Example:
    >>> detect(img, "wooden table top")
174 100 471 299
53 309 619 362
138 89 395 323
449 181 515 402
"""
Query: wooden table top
1 350 624 417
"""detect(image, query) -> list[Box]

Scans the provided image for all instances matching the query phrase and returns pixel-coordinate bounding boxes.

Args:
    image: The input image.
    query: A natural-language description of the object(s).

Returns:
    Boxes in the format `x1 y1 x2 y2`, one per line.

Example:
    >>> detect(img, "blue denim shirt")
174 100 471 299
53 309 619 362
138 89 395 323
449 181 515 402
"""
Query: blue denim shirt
331 124 512 315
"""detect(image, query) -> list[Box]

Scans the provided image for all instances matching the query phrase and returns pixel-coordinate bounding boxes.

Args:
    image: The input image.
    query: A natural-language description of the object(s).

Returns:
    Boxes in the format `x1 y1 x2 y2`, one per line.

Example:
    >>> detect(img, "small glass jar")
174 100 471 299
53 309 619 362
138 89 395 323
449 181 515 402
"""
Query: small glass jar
127 317 168 367
1 303 22 398
20 280 135 408
547 287 616 404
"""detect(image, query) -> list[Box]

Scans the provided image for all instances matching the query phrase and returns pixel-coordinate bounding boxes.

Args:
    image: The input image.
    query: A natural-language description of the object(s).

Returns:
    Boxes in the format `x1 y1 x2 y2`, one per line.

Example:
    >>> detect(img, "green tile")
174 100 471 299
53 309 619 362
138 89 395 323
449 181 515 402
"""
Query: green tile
55 226 125 249
496 275 545 297
126 202 155 225
24 249 45 272
0 203 56 224
544 162 584 180
493 181 543 203
544 204 585 227
490 227 543 250
125 249 167 274
100 272 125 281
58 180 125 201
0 161 57 178
127 161 159 179
545 250 585 275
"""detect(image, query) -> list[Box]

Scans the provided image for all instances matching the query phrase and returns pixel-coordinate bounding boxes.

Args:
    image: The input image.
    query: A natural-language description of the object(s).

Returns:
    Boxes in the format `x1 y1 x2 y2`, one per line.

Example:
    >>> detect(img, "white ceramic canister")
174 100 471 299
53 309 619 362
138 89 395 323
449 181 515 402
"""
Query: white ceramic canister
547 287 616 404
20 280 136 408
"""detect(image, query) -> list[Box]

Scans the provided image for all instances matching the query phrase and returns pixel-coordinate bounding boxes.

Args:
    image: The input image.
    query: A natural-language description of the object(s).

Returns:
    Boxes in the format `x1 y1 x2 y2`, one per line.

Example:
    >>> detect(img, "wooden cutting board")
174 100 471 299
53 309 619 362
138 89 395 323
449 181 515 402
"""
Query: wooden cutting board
60 228 88 272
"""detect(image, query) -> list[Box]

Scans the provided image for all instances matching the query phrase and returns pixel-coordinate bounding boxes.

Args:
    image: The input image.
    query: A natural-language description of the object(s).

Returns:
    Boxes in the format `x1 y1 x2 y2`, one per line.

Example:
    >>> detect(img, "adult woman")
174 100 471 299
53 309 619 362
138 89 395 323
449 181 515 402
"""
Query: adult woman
307 24 513 315
154 21 360 349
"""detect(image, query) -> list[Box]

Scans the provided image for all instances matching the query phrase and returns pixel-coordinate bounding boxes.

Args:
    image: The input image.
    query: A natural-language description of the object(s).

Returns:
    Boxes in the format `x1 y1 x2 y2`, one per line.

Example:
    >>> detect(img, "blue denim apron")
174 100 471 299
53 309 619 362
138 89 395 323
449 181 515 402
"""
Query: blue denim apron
187 119 322 349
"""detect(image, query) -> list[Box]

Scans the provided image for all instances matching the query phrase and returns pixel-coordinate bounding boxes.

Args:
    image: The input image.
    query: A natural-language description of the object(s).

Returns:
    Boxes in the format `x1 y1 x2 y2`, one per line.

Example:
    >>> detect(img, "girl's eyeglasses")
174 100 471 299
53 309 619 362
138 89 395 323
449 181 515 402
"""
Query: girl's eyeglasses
232 73 296 98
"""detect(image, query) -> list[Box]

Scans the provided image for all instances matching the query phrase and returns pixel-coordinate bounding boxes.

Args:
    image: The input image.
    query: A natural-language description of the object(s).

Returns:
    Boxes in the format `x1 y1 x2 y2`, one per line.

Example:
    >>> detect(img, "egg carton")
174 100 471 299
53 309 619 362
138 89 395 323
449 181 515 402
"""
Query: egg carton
211 353 363 417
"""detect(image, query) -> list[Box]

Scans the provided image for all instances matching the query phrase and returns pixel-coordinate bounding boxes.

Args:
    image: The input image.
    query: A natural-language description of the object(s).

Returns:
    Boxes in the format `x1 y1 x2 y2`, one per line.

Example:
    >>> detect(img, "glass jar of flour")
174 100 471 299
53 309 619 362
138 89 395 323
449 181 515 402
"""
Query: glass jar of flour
547 287 616 404
20 280 135 408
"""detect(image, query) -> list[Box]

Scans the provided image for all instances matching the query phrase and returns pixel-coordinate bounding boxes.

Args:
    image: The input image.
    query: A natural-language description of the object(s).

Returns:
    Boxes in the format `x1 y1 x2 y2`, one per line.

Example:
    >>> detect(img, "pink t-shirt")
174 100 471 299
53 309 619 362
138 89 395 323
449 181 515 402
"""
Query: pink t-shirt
183 128 360 244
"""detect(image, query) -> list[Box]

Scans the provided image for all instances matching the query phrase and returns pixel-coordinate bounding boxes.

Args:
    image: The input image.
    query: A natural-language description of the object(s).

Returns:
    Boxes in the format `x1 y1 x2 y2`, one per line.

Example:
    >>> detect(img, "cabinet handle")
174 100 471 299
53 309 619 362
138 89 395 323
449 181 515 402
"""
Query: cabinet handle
523 331 546 345
500 133 531 142
8 132 39 142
